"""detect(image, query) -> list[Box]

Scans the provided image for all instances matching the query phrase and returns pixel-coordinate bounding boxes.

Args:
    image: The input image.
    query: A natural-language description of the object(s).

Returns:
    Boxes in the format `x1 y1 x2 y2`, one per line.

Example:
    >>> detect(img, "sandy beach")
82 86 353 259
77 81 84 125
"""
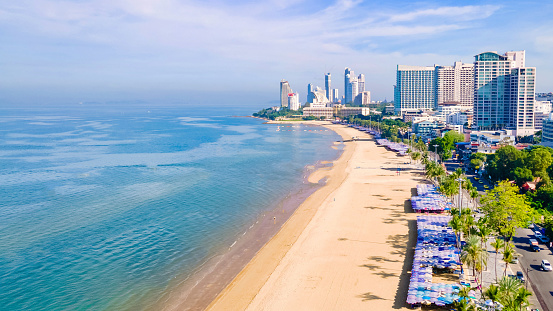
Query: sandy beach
206 124 424 311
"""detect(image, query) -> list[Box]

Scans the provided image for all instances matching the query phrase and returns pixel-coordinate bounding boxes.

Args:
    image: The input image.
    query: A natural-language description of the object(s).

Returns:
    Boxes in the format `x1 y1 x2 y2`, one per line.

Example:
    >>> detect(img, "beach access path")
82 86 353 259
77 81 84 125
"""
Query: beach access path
206 124 425 310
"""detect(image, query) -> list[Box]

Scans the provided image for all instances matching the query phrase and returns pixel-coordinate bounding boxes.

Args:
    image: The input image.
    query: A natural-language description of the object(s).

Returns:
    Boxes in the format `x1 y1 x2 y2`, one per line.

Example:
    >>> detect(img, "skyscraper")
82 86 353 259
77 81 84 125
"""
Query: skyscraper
280 80 292 108
394 65 436 114
307 83 314 104
344 67 354 104
357 74 365 93
333 89 339 102
325 73 331 101
435 62 474 108
473 50 535 135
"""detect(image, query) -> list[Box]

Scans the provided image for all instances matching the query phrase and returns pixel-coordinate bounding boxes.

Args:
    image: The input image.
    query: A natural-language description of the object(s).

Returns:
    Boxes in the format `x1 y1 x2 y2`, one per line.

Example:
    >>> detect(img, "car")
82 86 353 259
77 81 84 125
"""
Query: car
542 260 552 271
483 185 489 189
516 271 525 283
479 180 484 184
535 231 543 238
539 235 550 243
528 223 535 229
474 177 479 180
532 244 541 252
511 256 519 264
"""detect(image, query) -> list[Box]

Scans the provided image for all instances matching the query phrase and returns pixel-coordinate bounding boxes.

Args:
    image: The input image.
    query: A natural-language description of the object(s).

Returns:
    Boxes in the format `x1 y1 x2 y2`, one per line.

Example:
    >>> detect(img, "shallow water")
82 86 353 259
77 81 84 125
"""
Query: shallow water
0 106 341 310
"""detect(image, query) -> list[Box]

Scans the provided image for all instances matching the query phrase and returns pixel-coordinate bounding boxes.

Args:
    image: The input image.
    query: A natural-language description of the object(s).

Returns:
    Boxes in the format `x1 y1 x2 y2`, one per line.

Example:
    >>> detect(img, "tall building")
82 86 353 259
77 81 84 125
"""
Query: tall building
325 73 331 101
473 50 536 135
435 62 474 108
332 88 339 102
280 80 292 108
288 93 300 111
307 83 314 104
344 67 354 104
394 65 436 114
357 74 365 93
355 91 371 106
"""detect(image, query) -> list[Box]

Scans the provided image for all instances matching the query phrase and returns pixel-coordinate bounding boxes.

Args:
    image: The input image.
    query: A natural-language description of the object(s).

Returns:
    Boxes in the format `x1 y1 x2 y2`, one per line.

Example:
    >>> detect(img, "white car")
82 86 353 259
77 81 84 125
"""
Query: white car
535 231 543 238
542 260 552 271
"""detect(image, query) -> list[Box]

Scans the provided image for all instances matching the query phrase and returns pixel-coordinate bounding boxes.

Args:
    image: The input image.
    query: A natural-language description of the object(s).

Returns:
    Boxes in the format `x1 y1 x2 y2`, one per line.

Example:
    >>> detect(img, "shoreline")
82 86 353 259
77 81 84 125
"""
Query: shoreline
205 123 356 310
154 123 345 311
206 124 424 310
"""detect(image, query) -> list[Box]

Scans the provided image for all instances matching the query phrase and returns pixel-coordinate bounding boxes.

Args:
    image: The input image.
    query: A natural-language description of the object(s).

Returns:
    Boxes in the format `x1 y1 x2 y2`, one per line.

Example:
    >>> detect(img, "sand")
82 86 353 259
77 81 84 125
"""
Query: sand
206 124 424 311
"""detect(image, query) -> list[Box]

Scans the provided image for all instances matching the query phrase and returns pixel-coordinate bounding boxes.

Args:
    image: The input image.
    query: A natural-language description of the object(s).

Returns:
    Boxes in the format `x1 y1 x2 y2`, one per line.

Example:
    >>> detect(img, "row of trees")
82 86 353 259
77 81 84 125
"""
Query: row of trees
421 158 534 310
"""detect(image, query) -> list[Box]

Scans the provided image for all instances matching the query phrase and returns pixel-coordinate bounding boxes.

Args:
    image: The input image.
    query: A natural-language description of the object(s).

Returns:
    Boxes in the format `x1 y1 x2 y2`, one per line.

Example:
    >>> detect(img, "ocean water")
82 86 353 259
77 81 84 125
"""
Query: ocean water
0 106 342 310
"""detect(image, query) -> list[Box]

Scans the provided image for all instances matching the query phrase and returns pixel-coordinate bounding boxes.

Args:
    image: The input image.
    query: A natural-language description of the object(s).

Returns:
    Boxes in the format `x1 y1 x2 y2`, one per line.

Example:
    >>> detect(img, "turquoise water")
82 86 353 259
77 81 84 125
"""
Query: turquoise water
0 106 341 310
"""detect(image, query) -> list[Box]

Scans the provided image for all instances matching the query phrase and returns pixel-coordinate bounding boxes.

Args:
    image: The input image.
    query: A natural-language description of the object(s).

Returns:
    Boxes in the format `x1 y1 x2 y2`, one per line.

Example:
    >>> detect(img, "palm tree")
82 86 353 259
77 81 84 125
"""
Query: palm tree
513 287 532 310
497 276 530 310
483 284 500 303
502 244 516 277
449 215 463 249
461 235 488 288
475 222 492 288
490 238 504 283
469 188 479 211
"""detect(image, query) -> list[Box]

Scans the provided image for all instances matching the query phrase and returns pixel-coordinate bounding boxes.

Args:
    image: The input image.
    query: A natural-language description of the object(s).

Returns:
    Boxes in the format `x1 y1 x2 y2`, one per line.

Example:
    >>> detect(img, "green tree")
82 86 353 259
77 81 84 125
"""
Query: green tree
502 244 515 277
480 181 531 243
512 167 534 187
483 284 500 304
485 146 526 182
461 235 488 287
527 147 553 183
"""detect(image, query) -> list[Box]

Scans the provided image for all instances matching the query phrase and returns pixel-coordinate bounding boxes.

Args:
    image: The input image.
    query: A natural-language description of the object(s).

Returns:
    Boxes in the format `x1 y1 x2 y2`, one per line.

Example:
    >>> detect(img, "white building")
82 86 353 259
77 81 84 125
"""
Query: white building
303 105 369 119
280 80 292 108
355 91 371 106
288 93 300 111
394 65 436 114
435 62 474 109
332 88 339 102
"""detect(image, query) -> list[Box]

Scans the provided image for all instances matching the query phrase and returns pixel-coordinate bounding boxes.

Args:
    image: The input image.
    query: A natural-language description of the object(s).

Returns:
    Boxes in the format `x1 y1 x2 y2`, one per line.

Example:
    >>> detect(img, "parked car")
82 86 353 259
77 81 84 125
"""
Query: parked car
516 271 525 283
542 260 552 271
538 235 550 243
511 256 519 264
528 223 535 229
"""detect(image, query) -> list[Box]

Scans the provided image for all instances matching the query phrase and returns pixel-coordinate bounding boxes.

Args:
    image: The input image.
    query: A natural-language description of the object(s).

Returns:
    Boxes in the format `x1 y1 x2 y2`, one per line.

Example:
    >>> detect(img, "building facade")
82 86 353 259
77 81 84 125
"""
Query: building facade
280 80 292 108
325 73 331 102
435 62 474 108
288 93 300 111
394 65 436 114
542 113 553 144
473 51 536 136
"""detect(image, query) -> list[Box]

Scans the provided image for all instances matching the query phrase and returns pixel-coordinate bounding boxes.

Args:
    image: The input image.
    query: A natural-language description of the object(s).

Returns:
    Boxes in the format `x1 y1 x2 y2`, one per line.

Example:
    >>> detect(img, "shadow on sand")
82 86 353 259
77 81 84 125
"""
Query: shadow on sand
392 219 417 309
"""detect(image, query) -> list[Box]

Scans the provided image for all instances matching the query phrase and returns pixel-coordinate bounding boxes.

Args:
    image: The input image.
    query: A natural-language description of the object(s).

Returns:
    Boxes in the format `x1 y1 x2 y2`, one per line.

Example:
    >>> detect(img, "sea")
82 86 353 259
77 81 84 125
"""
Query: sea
0 105 342 310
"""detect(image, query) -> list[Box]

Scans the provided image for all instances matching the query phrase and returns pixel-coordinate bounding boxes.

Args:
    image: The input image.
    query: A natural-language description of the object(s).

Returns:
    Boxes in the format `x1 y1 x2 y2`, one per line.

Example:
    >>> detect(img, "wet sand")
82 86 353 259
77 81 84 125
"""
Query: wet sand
154 125 342 311
206 125 423 310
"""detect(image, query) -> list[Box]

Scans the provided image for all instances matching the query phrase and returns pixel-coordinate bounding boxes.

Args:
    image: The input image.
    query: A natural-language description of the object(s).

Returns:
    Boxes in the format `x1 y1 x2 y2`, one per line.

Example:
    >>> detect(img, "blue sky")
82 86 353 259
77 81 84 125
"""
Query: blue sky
1 0 553 108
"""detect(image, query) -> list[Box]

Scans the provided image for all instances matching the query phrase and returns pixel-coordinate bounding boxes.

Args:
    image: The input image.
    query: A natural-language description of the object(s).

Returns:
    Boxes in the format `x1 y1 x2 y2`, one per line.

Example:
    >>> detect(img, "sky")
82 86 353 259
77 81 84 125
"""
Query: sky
1 0 553 108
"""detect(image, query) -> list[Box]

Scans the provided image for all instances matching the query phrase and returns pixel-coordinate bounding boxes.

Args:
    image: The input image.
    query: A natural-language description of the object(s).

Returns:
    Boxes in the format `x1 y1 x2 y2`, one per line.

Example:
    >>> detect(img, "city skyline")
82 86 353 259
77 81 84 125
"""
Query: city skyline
1 0 553 107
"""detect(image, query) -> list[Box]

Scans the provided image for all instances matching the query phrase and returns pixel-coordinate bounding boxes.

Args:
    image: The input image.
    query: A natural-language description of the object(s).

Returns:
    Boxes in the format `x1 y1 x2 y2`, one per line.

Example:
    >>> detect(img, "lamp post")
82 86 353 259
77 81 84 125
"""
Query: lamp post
433 144 439 163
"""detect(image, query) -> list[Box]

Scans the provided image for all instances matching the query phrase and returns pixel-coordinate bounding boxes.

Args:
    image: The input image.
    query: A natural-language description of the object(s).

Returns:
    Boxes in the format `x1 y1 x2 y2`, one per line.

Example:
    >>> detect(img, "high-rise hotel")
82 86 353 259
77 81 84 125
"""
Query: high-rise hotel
280 80 292 108
473 51 535 136
394 62 474 114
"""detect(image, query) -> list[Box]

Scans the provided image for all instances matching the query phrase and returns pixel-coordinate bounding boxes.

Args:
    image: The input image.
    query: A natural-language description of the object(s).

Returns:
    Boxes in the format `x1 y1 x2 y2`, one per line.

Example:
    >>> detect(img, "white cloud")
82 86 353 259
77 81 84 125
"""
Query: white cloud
389 5 501 22
0 1 508 102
